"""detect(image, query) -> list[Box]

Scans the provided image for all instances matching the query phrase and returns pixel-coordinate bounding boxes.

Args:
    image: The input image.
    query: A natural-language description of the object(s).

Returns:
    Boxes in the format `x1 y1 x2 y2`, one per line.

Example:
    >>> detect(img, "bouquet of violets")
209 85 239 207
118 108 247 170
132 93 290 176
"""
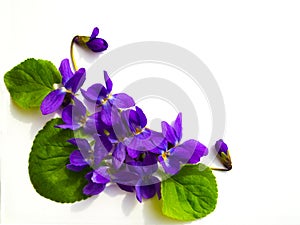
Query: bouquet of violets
3 27 231 222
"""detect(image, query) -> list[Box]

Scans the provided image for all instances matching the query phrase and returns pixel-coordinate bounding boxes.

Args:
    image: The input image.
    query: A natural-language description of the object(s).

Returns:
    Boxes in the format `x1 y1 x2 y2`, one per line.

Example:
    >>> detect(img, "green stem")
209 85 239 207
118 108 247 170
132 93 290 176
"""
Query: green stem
210 167 231 171
70 36 79 71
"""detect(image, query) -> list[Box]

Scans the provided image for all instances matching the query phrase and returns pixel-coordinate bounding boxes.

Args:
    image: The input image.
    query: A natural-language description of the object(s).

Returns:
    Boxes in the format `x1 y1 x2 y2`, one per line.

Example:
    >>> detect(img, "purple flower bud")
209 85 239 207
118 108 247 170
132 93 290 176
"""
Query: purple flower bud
74 27 108 53
215 139 228 154
215 139 232 170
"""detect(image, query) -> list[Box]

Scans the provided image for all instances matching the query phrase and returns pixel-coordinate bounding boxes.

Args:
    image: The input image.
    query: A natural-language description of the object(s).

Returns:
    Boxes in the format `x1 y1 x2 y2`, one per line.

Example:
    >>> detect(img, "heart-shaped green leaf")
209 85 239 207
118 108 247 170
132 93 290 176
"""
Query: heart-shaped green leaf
161 164 218 221
4 58 61 109
29 118 90 203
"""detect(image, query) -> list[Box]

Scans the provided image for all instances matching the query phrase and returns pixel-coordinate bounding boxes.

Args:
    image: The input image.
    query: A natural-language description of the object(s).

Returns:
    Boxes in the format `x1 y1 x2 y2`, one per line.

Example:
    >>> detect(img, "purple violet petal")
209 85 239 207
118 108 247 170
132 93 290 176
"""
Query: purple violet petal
136 106 147 128
109 110 129 140
139 184 157 200
173 113 182 142
86 38 108 52
111 169 139 186
120 109 132 132
117 183 135 193
90 27 99 39
100 103 113 126
171 144 193 164
57 99 86 129
149 131 167 151
69 150 88 166
64 68 86 93
149 147 163 155
93 135 112 165
111 93 135 108
55 124 81 130
75 138 91 152
95 135 113 153
40 89 66 115
112 143 126 169
155 182 161 200
182 140 208 164
141 153 158 175
73 98 87 116
91 168 110 184
135 129 151 140
173 140 208 164
215 139 228 154
83 182 106 196
135 177 160 202
68 138 92 158
141 163 159 177
104 71 113 93
66 164 87 172
83 116 98 134
126 147 141 159
128 110 139 133
67 138 78 146
135 183 143 203
158 154 181 175
60 105 73 124
125 159 143 175
85 171 93 180
127 153 158 177
81 83 107 104
59 59 73 85
161 121 177 145
126 132 157 151
135 184 157 203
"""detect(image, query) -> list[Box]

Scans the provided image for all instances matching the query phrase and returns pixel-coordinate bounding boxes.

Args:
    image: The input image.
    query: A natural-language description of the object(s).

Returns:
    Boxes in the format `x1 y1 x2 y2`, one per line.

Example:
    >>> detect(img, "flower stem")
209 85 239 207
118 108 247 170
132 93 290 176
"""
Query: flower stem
210 167 232 171
70 36 79 71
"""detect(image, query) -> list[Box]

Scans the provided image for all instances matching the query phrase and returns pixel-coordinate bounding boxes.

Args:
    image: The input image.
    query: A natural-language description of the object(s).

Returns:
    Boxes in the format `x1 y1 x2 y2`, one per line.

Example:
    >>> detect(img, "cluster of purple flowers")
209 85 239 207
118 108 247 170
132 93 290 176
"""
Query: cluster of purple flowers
40 28 208 202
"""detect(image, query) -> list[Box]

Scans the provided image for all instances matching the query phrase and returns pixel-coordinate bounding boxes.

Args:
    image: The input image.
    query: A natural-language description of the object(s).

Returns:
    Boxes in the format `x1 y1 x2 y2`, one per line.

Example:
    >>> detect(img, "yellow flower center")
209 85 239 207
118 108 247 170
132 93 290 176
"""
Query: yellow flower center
104 129 110 136
101 93 112 105
79 116 86 126
162 151 170 160
135 127 142 135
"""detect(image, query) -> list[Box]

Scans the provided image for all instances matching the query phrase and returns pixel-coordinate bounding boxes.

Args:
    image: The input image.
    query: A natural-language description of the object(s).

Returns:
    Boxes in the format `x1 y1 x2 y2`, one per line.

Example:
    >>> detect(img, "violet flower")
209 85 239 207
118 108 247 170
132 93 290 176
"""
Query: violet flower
215 139 232 170
56 98 88 130
111 142 127 170
109 107 161 169
66 136 112 171
56 98 106 135
132 154 161 203
151 113 208 175
40 59 86 115
83 167 110 195
81 71 135 125
113 153 161 203
124 107 162 159
74 27 108 53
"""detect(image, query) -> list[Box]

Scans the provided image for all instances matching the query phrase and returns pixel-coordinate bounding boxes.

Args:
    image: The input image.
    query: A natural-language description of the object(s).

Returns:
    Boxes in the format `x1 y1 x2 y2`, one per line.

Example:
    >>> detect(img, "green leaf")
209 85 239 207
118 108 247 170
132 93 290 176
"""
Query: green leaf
4 58 61 109
29 118 90 203
161 164 218 221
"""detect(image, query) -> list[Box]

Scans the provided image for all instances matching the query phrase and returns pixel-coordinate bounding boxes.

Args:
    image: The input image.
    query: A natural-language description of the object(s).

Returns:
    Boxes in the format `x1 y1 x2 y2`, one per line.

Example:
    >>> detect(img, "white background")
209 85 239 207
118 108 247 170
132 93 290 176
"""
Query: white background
1 0 300 224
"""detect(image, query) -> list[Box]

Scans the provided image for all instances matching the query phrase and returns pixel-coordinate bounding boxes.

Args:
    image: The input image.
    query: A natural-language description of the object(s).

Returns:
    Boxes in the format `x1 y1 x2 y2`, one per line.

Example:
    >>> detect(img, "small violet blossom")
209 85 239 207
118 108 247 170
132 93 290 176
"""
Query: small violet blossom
124 107 161 159
66 136 112 172
113 153 161 203
109 107 159 170
81 71 135 125
83 167 110 196
74 27 108 53
215 139 232 170
56 98 105 134
151 113 208 175
56 98 88 131
40 59 86 115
